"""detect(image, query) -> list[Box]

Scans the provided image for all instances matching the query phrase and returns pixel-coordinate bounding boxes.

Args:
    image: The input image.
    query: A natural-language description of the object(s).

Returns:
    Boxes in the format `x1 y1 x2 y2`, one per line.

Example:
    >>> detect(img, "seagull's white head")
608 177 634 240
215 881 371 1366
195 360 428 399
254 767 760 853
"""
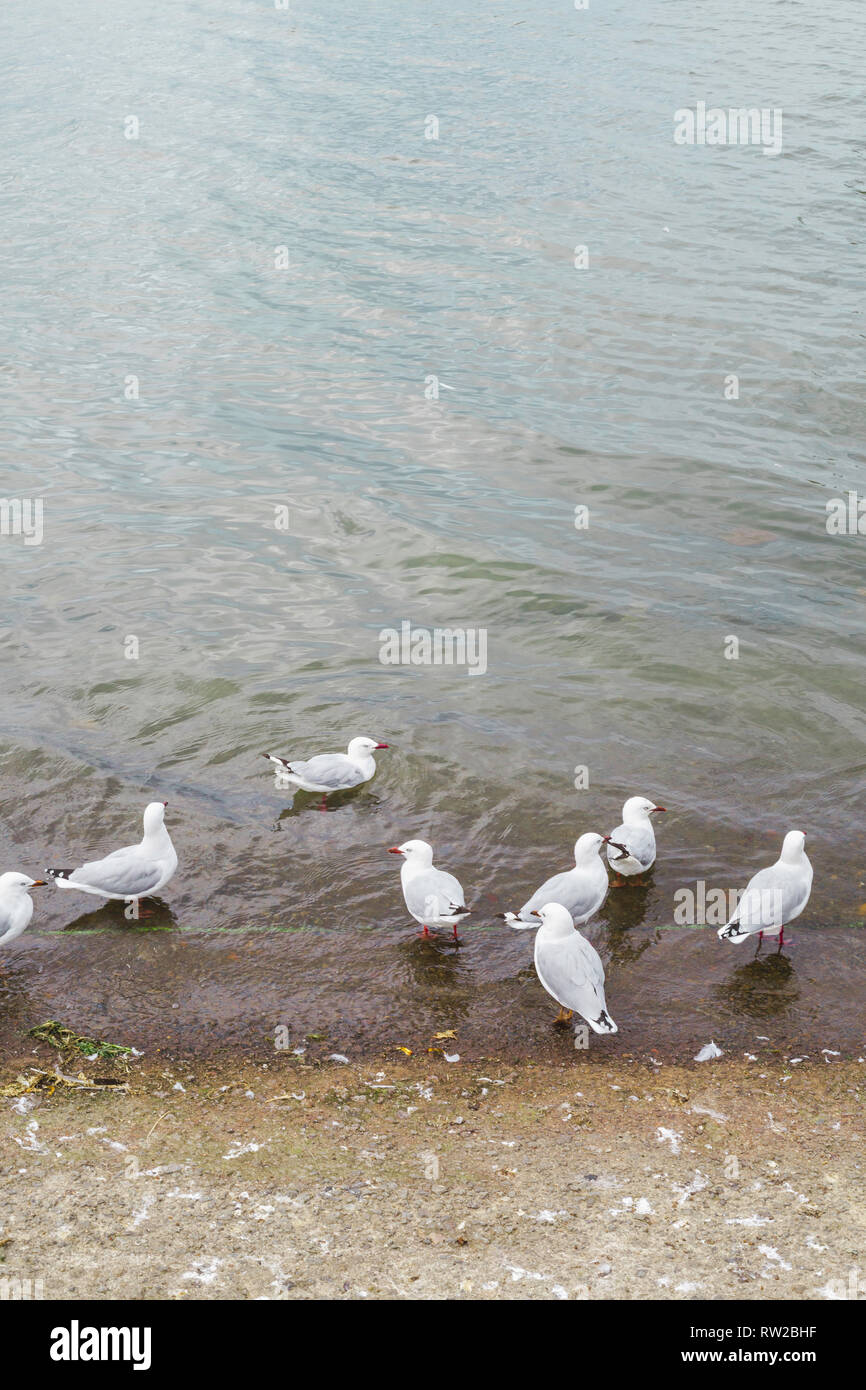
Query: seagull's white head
780 830 807 863
622 796 666 823
143 801 169 835
388 839 433 865
0 871 46 894
348 736 389 760
573 832 607 864
531 902 576 937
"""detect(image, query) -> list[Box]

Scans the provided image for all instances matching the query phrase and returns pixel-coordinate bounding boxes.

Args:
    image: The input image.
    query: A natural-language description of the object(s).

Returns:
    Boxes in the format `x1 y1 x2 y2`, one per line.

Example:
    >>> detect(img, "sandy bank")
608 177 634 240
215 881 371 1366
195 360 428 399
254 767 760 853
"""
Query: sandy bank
1 1049 863 1300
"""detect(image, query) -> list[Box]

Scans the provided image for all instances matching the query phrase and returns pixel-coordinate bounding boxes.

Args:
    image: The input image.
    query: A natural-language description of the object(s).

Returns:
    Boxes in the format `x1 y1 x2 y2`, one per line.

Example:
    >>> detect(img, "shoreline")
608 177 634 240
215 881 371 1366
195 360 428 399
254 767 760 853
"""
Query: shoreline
1 1048 863 1300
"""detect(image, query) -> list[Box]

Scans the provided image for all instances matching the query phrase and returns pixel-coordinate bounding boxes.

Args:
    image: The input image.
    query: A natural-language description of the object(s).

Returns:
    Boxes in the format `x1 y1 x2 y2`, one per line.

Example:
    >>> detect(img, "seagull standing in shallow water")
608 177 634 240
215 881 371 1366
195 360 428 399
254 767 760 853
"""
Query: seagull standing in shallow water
526 902 618 1035
499 831 627 928
388 839 470 940
606 796 666 883
263 735 388 808
0 873 47 948
48 801 178 911
718 830 812 951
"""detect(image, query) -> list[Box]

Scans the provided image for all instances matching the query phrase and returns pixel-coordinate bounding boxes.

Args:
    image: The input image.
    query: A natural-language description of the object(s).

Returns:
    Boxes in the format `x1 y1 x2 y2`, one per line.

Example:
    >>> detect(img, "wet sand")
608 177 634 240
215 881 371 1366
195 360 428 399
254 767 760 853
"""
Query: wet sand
1 1047 864 1301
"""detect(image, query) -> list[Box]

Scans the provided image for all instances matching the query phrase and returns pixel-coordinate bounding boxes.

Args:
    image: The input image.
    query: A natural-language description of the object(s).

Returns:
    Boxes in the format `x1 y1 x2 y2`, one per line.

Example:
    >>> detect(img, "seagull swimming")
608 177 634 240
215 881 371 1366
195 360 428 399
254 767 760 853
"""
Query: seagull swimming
48 801 178 907
0 873 47 948
717 830 812 949
263 736 388 802
388 839 470 940
526 902 618 1034
606 796 666 881
499 831 627 928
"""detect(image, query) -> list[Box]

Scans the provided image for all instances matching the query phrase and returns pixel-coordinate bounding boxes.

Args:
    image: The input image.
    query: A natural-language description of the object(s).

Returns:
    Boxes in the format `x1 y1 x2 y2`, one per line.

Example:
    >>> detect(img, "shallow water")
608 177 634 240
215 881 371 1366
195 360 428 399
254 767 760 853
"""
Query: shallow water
1 0 865 1061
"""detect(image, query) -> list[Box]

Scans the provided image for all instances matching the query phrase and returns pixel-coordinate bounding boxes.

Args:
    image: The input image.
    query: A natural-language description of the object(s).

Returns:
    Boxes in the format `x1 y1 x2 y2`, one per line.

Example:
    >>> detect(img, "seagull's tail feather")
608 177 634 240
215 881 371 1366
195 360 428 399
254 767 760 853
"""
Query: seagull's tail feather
450 904 471 917
46 868 74 888
262 753 293 770
499 911 536 929
717 921 748 943
588 1009 618 1035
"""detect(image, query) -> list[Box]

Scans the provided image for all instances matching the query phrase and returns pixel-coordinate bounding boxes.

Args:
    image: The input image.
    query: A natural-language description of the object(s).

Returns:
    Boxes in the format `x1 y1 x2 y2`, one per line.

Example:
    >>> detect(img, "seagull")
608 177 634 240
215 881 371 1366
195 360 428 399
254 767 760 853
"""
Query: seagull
526 902 618 1034
499 831 627 928
606 796 666 882
717 830 812 951
263 736 388 806
388 839 470 940
47 801 178 909
0 873 47 948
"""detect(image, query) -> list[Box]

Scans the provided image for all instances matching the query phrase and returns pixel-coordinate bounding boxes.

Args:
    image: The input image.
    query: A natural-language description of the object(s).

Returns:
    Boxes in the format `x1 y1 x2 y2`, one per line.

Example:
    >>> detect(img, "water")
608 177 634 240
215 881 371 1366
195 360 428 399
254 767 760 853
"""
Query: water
2 0 865 1062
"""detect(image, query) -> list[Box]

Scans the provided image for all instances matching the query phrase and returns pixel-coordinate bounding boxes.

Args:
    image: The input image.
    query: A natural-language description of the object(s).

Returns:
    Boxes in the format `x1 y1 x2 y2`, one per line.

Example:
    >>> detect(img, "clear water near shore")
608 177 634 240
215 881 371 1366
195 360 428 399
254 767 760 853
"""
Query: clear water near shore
2 0 865 1059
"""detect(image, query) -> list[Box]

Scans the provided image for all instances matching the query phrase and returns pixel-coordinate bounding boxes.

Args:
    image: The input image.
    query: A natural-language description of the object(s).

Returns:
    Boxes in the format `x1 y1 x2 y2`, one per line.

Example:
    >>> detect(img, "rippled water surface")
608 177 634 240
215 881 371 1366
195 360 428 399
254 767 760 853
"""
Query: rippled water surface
1 0 865 1061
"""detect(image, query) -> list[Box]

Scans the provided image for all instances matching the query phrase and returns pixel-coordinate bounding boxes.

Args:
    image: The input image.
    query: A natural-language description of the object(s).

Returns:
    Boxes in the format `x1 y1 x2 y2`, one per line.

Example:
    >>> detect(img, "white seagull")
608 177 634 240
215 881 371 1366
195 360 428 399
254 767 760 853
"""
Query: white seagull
717 830 812 949
499 831 627 928
263 736 388 804
48 801 178 907
388 839 470 940
527 902 618 1034
606 796 666 881
0 873 47 948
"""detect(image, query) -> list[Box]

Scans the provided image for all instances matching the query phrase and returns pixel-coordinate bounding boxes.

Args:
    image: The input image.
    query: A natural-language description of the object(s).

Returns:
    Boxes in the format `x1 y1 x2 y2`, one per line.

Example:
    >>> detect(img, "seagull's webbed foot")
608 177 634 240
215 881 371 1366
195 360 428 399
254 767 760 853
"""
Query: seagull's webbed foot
554 1007 573 1025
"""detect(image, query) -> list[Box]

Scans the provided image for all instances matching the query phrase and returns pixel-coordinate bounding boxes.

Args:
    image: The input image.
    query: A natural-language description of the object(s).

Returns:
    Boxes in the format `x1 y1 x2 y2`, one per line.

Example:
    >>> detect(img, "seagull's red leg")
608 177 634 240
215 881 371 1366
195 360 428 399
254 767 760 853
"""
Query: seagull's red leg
452 923 460 942
418 924 431 938
319 795 328 812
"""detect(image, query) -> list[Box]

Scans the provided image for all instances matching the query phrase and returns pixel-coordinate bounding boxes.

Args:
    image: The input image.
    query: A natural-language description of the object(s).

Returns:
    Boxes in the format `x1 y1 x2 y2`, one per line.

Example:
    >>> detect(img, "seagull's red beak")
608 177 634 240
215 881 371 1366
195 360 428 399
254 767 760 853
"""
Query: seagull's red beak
163 801 168 807
388 846 402 855
30 879 48 887
375 743 389 750
651 806 666 814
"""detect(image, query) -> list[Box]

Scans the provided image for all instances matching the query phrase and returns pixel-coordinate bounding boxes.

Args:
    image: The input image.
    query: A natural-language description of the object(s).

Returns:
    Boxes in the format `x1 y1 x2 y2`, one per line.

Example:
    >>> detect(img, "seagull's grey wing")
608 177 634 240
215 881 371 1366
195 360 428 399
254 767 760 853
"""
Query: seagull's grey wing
614 822 655 869
536 933 610 1026
291 753 363 789
729 865 808 930
520 869 598 923
70 847 163 897
0 899 30 945
404 868 466 919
